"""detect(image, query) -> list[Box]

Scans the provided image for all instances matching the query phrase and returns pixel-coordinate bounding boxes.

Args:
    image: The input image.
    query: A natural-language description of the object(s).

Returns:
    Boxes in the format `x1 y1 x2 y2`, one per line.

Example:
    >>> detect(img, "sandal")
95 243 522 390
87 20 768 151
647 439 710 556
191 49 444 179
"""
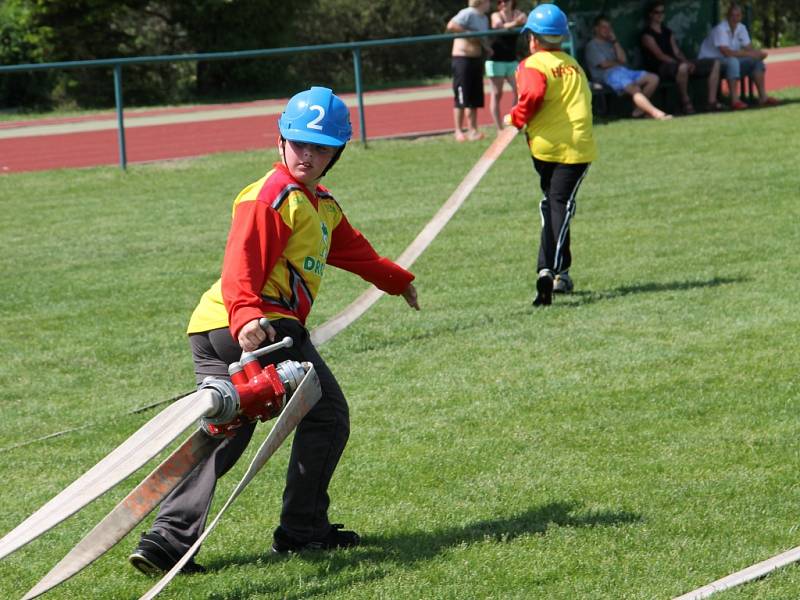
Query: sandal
682 100 696 115
706 101 725 112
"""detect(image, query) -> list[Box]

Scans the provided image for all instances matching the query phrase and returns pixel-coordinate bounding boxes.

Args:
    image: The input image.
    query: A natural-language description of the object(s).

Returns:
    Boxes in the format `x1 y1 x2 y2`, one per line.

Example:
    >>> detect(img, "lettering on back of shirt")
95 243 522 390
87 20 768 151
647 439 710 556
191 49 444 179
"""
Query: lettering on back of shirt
551 65 580 78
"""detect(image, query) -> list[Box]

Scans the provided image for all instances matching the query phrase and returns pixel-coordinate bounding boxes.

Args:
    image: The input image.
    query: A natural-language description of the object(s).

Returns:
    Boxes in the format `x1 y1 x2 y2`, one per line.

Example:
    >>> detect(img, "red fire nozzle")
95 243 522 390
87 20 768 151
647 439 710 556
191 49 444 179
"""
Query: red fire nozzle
231 360 286 422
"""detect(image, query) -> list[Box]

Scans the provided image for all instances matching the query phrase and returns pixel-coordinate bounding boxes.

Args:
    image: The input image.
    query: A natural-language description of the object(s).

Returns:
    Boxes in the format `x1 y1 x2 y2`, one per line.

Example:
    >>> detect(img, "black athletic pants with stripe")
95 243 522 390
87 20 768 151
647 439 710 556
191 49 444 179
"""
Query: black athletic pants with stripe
532 158 591 275
151 318 349 555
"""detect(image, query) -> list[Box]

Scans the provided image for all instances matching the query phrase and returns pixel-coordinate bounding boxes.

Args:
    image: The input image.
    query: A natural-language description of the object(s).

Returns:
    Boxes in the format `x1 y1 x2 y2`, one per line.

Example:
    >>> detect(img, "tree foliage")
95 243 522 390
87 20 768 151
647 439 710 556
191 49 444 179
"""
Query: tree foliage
288 0 466 91
1 0 472 109
739 0 800 47
0 0 51 107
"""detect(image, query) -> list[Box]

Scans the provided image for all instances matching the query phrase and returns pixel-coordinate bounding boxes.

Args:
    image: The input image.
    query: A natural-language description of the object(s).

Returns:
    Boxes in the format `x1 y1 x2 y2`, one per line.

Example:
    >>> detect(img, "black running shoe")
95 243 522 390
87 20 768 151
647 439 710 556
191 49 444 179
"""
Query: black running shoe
271 524 360 554
533 269 554 306
129 531 206 576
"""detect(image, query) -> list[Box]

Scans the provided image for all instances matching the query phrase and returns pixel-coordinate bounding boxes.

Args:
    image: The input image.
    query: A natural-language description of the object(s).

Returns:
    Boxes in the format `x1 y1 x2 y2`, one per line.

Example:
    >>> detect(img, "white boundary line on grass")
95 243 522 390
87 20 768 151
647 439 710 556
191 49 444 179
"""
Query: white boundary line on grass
310 126 518 346
673 545 800 599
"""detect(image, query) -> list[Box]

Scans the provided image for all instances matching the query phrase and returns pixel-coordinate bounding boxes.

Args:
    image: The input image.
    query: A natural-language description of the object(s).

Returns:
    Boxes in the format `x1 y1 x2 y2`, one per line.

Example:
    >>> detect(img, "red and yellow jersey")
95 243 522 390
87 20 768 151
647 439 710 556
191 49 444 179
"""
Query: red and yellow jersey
187 163 414 337
510 50 597 164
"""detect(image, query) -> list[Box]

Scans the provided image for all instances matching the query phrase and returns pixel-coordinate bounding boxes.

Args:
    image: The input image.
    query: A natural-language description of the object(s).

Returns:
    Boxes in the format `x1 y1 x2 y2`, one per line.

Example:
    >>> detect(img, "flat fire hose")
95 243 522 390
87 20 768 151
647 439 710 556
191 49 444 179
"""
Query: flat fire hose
672 545 800 600
21 429 217 599
0 389 219 563
311 126 518 346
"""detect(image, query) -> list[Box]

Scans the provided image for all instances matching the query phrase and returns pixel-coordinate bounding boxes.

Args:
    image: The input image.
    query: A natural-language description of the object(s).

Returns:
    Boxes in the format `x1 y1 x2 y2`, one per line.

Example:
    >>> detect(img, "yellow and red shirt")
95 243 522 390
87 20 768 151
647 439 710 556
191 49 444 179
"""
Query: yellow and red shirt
187 163 414 338
510 50 597 164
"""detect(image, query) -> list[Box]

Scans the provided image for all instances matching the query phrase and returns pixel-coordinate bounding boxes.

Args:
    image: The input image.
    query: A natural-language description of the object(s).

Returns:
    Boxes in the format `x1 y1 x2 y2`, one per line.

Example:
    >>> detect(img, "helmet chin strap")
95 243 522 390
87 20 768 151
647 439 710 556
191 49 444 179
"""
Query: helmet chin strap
279 137 345 179
321 145 345 176
279 136 288 168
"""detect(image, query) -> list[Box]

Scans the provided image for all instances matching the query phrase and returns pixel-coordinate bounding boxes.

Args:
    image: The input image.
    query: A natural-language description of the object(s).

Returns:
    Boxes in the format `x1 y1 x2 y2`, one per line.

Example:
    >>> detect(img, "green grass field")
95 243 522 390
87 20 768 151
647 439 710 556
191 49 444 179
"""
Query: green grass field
1 89 799 600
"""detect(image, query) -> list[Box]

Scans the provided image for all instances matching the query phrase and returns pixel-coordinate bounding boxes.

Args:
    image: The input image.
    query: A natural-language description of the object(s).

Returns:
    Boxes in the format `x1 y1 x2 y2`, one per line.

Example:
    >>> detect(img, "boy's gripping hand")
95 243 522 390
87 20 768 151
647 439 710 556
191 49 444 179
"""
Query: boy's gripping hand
402 283 420 311
238 318 277 351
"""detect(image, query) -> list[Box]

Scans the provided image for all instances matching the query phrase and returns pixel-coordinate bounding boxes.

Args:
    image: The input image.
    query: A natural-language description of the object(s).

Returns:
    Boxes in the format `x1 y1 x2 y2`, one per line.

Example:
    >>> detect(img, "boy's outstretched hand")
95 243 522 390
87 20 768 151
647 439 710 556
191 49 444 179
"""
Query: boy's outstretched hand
402 283 420 311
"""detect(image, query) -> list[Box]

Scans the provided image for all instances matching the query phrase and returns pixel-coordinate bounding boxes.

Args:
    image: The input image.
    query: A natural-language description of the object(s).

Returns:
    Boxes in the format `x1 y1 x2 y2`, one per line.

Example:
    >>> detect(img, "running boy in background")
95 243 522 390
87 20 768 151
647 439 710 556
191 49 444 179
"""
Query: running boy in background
504 4 596 306
129 87 419 574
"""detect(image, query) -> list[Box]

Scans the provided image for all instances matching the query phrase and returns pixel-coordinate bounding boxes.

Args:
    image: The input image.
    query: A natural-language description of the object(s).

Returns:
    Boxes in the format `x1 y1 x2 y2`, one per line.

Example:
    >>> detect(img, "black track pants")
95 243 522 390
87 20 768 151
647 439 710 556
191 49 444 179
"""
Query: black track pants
532 158 590 275
151 318 349 553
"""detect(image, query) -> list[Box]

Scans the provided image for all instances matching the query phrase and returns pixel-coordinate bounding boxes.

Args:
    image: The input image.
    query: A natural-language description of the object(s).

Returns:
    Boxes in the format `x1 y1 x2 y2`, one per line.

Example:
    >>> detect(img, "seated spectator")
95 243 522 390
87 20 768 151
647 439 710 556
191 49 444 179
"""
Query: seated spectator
641 1 722 113
485 0 527 132
585 15 672 120
698 2 779 109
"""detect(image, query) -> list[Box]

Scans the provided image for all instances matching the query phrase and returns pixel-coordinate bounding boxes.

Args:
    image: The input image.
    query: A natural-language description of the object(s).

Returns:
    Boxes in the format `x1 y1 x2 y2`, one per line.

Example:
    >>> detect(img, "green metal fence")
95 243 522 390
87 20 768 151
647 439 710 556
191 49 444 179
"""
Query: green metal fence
0 2 719 170
0 29 533 169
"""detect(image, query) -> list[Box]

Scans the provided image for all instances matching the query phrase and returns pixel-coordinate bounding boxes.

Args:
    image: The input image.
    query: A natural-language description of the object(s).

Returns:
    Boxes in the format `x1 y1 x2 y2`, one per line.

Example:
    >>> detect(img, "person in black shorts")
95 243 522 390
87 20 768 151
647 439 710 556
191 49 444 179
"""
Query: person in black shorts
641 1 722 113
446 0 491 141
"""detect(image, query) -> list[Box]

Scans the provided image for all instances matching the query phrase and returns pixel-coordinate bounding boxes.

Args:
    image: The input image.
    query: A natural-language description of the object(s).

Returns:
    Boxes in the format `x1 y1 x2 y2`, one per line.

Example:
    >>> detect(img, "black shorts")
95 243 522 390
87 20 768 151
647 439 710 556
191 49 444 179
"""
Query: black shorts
658 58 717 80
452 56 485 108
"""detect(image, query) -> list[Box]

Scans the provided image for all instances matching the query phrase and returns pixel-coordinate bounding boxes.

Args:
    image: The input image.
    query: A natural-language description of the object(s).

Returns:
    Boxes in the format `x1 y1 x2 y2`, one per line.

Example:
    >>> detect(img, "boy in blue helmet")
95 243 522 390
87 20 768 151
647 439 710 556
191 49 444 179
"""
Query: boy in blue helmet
504 4 597 306
129 87 420 574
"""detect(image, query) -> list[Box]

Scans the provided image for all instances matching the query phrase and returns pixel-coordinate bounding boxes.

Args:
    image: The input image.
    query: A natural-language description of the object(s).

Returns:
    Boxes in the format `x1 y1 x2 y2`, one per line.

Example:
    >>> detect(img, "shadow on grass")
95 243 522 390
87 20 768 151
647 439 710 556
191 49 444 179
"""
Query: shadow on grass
203 501 642 599
322 276 745 356
561 275 746 308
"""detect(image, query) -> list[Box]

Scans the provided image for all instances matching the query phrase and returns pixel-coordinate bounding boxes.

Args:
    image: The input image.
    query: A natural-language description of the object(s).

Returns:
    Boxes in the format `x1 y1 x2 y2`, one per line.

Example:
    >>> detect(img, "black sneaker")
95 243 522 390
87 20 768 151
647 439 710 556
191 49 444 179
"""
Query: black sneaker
129 531 206 576
533 269 554 306
271 524 360 554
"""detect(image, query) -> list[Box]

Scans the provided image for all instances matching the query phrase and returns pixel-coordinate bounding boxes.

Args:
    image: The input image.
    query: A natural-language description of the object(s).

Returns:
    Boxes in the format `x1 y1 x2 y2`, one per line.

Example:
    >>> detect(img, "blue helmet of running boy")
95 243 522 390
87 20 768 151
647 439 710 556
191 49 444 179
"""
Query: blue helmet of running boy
522 3 569 37
278 87 353 147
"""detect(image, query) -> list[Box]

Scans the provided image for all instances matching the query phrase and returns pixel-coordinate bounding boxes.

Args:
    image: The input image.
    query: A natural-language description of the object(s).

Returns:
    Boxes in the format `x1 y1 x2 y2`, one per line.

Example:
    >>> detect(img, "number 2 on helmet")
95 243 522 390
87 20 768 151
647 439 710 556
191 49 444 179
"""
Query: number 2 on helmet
307 105 325 130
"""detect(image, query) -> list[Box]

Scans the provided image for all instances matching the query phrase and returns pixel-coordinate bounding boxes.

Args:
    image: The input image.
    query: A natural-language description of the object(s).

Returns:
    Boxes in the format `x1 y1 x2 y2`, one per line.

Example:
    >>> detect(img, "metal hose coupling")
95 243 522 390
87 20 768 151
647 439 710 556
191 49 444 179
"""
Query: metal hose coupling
198 377 240 433
275 360 307 396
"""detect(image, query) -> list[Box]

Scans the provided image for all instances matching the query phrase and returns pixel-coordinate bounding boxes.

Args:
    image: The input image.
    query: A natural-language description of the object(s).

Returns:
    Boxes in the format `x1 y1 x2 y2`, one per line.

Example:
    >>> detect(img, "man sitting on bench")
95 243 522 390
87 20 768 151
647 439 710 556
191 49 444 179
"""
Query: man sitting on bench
698 2 779 110
585 15 672 120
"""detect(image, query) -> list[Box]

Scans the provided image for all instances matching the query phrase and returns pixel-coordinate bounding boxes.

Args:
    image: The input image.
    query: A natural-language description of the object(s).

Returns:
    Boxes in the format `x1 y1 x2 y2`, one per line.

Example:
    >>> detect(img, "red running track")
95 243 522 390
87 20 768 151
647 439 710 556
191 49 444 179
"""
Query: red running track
0 92 507 174
0 53 797 174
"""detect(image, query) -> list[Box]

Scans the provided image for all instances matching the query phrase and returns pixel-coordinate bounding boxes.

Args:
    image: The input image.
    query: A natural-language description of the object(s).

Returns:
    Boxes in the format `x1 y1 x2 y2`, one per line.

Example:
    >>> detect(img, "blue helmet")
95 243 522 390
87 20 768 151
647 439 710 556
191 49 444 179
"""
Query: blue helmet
522 4 569 37
278 86 352 147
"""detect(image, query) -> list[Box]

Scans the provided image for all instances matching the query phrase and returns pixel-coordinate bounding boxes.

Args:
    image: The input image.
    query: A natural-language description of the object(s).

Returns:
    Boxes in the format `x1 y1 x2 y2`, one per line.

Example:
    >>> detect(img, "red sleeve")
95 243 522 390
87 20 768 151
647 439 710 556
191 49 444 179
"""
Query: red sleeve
221 199 292 339
510 64 547 128
327 214 414 295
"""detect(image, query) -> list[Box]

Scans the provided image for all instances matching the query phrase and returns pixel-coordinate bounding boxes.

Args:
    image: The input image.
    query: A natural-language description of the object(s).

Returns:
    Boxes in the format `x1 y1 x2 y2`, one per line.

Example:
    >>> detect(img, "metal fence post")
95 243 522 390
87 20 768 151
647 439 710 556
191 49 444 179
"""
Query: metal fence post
352 48 367 147
113 64 127 170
